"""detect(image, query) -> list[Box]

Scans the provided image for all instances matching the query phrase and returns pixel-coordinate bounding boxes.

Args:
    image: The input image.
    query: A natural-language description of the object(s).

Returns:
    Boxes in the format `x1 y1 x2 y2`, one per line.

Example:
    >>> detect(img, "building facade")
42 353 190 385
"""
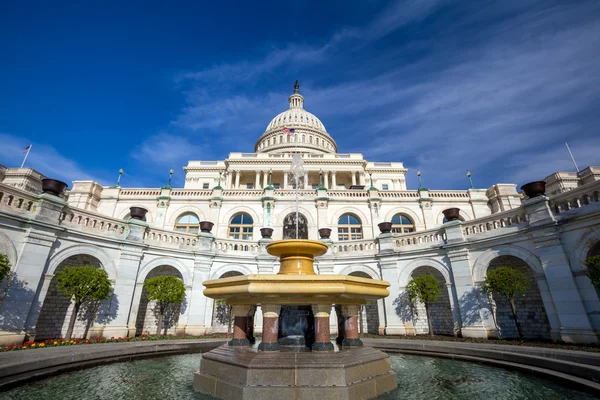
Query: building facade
0 84 599 345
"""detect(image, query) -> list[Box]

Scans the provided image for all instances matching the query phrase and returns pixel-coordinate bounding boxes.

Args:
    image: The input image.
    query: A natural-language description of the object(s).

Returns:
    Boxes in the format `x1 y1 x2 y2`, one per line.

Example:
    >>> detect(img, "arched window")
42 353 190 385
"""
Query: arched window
175 213 199 233
338 213 362 241
391 213 415 233
229 213 254 240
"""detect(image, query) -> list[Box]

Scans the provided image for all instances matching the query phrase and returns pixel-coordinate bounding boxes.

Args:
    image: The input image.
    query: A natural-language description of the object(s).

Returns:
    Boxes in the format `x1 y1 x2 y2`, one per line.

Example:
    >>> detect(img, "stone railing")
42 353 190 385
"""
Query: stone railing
462 208 528 237
60 207 128 239
170 189 212 198
331 239 378 255
378 191 420 199
0 184 38 217
118 189 162 197
143 227 198 249
212 238 259 255
392 228 444 248
273 189 315 198
222 190 263 197
550 180 600 214
429 190 471 199
327 190 369 198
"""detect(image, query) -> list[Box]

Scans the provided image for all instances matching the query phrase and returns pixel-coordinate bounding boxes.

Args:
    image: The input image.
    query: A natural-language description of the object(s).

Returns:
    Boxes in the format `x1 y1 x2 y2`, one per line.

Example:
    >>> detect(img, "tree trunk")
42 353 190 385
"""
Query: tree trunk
425 303 434 337
508 296 523 339
156 303 164 336
227 305 232 338
65 300 81 341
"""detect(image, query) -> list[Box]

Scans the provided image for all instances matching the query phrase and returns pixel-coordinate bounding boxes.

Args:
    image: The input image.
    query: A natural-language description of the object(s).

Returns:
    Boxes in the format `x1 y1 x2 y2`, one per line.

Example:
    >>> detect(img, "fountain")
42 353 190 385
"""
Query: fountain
194 153 397 399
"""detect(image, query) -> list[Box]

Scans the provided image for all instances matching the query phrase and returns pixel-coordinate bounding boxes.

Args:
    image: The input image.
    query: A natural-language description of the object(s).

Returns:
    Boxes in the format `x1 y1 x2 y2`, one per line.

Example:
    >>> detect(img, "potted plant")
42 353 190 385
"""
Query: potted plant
318 228 332 239
378 222 392 234
41 178 68 197
521 181 546 198
129 206 148 221
200 221 214 233
442 208 461 222
260 227 274 238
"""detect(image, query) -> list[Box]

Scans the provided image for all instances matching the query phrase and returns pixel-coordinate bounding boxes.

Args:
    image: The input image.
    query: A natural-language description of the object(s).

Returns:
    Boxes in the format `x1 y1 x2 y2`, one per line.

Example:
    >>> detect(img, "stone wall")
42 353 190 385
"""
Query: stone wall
488 256 551 340
411 267 454 336
36 255 103 339
135 266 184 336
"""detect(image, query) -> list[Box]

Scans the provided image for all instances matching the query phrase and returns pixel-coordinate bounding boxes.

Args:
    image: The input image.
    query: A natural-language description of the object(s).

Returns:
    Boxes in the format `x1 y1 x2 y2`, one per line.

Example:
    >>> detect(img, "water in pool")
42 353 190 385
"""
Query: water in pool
1 353 595 400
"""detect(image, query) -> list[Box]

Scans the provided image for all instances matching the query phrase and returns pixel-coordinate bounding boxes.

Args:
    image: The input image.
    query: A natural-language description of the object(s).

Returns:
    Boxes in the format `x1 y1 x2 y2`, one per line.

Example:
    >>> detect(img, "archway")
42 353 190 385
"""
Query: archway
349 272 380 334
135 265 185 336
409 266 454 336
283 212 308 239
211 271 244 332
36 254 104 339
486 255 551 339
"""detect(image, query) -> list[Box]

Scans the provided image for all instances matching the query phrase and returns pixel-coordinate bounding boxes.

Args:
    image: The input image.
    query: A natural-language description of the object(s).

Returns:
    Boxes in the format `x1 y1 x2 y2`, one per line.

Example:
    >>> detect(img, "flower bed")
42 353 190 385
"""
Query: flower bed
0 333 228 352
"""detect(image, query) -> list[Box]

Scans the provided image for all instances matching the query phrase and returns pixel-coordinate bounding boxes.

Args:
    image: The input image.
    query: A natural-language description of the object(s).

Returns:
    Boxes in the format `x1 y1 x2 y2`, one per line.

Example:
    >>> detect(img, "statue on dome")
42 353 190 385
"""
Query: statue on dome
294 80 300 93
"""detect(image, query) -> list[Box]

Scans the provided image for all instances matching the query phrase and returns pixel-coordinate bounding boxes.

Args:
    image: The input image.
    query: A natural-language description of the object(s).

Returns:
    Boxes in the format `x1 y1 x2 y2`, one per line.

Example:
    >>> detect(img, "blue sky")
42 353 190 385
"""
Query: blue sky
1 0 599 190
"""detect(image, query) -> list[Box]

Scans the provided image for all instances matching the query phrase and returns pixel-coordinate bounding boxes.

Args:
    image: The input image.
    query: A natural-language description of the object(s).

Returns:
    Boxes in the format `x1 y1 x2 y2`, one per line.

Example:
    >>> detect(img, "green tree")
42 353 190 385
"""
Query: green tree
482 266 530 339
584 255 600 288
56 266 112 340
406 274 440 336
144 276 185 335
0 253 12 309
215 299 233 338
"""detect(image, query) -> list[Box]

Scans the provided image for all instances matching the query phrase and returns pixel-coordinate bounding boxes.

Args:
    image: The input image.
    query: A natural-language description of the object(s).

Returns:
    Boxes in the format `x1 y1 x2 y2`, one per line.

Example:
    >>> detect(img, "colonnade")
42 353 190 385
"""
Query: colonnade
224 169 370 190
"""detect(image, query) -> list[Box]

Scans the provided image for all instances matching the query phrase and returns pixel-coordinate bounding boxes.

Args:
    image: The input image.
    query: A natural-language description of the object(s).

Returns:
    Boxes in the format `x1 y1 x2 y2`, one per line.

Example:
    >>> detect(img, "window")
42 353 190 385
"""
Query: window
229 213 254 240
391 213 414 233
274 183 281 189
175 213 200 233
247 183 254 189
338 213 362 241
312 184 318 189
382 184 389 191
203 183 209 189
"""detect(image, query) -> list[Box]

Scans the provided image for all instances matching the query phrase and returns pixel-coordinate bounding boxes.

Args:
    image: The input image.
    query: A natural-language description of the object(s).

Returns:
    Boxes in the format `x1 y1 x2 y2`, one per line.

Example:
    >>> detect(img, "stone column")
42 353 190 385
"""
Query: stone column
263 170 269 188
126 282 145 337
312 304 334 351
246 305 256 344
185 256 213 336
342 305 363 347
351 171 357 186
255 171 261 189
360 172 366 186
258 304 281 351
283 172 289 189
2 228 57 345
230 304 252 346
324 171 329 189
235 170 241 189
304 172 309 189
226 171 233 189
331 172 337 189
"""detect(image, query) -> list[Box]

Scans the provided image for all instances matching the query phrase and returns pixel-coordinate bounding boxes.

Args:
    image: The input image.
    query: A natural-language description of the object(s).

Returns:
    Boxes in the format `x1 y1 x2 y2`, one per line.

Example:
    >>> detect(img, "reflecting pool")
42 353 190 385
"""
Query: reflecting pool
2 352 595 400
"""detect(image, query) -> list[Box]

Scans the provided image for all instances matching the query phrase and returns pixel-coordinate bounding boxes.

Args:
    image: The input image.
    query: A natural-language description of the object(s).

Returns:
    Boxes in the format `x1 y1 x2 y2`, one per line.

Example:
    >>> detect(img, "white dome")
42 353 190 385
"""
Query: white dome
255 82 337 154
266 107 327 133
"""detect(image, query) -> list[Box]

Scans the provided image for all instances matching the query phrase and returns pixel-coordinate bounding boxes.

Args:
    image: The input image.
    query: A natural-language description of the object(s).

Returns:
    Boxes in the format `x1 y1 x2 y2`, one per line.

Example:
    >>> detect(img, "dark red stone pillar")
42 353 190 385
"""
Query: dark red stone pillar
342 305 363 347
229 305 251 347
246 305 256 344
312 304 334 351
258 304 280 351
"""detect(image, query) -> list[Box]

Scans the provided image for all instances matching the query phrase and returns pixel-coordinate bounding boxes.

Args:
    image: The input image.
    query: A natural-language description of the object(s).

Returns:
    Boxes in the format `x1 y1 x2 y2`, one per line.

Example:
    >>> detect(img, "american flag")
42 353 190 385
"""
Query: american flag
23 145 31 154
282 127 295 136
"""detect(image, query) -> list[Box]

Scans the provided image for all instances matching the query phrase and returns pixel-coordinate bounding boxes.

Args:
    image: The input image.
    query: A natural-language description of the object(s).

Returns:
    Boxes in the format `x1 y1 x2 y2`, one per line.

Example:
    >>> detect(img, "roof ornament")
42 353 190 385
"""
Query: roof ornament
293 80 300 94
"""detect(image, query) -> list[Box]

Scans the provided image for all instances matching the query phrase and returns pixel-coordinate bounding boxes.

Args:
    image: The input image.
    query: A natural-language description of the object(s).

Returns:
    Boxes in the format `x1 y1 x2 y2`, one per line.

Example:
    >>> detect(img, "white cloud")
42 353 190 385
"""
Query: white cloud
131 133 205 167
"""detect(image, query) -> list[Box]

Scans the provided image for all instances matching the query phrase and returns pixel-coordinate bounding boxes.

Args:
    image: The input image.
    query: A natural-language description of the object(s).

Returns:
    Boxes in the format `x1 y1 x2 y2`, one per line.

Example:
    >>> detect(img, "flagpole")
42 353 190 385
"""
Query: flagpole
20 144 32 168
565 142 580 172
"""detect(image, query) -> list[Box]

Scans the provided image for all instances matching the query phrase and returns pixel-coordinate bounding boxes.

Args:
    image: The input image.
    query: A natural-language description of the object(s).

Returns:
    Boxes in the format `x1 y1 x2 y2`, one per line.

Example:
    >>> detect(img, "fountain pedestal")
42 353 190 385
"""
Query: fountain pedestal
195 239 397 399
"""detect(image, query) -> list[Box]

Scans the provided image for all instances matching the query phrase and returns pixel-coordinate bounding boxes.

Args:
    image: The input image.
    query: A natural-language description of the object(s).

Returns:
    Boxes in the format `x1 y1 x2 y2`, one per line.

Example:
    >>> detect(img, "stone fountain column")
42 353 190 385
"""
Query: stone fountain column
230 305 252 347
312 304 334 351
258 304 281 351
342 305 363 347
246 305 257 344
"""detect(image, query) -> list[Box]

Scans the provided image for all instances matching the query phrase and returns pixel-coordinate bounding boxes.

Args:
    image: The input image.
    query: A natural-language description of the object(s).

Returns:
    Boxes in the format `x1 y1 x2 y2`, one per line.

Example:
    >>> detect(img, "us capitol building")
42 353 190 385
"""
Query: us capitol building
0 83 599 346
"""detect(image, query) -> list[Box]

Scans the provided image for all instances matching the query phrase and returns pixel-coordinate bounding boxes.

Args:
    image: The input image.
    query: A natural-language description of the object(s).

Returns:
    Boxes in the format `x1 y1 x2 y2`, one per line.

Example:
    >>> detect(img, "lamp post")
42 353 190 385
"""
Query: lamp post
417 169 425 191
165 168 174 189
467 170 474 189
116 168 124 187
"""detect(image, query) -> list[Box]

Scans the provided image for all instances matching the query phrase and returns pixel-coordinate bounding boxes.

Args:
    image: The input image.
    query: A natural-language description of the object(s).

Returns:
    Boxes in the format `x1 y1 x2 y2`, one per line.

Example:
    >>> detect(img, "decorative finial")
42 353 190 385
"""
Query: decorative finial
294 80 300 93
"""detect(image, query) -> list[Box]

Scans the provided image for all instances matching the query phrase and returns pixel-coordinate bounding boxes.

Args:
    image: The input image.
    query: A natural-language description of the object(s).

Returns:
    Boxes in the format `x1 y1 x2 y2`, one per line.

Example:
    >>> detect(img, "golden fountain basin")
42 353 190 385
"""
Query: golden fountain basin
203 240 390 305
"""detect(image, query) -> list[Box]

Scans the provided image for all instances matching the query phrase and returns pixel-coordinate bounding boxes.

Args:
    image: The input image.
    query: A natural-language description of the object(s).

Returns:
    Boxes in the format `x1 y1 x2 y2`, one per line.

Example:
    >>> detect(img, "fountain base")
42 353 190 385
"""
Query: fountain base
194 345 397 400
